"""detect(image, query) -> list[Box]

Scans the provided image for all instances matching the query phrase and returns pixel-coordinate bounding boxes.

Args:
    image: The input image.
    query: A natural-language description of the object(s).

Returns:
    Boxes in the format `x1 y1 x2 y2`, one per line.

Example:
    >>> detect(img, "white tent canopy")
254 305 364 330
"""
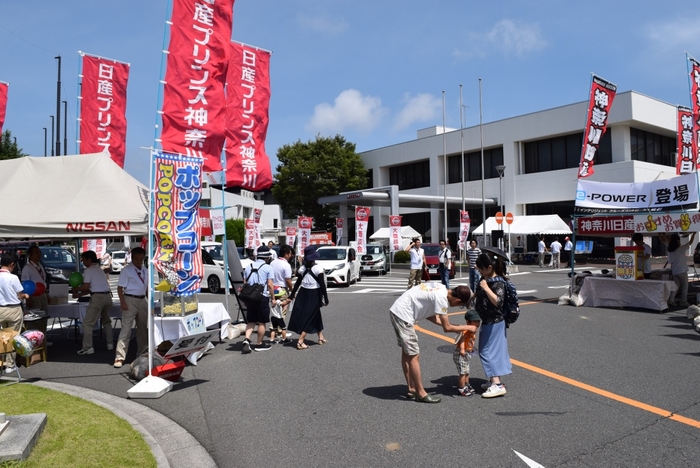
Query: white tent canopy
472 215 572 236
0 151 149 239
370 225 421 241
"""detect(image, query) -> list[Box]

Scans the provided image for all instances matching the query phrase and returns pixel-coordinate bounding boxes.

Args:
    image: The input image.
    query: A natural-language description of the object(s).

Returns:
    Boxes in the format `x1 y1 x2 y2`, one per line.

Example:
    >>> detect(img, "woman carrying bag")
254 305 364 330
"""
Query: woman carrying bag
288 246 330 349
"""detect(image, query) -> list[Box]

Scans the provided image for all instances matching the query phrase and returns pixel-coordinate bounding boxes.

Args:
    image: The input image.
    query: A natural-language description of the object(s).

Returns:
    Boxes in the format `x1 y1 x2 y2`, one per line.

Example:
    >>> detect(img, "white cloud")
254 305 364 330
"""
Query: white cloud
393 93 442 131
455 18 547 59
306 89 387 134
646 19 700 53
298 14 349 36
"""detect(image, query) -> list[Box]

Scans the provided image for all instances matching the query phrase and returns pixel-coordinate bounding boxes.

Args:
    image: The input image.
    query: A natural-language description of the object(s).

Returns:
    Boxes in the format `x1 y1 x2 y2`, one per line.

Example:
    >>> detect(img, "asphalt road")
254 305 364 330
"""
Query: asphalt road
15 264 700 467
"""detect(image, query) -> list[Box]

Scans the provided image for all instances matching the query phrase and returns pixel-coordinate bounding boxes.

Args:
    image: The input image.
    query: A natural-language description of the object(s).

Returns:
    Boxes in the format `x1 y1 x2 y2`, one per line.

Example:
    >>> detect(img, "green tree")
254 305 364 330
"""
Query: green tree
0 130 26 160
272 135 367 231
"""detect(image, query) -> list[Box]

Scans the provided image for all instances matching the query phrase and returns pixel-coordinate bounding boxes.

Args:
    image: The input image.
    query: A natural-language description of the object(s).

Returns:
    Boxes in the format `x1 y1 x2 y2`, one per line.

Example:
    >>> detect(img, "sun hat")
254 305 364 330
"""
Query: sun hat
256 245 272 258
464 310 481 323
303 245 320 261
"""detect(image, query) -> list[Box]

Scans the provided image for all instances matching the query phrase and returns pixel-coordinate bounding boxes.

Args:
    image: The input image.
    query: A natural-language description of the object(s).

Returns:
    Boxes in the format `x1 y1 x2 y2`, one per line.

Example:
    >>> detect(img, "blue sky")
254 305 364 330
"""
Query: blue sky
1 0 699 185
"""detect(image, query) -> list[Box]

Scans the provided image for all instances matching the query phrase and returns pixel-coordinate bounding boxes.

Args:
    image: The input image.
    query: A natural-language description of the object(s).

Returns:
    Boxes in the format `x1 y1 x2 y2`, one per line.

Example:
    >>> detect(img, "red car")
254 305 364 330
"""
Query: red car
422 243 455 280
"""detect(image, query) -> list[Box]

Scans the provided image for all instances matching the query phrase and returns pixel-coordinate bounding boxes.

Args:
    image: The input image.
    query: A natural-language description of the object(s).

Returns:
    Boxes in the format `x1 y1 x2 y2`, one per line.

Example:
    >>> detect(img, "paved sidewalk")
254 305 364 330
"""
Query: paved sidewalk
31 381 216 468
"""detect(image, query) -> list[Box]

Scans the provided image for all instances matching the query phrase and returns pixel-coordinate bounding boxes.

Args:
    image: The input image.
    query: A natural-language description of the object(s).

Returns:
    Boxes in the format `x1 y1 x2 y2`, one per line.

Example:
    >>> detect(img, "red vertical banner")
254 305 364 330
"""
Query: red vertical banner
285 226 297 247
151 151 204 295
225 42 273 191
689 57 700 170
0 81 8 134
199 208 212 238
355 207 370 254
578 75 617 178
297 217 313 253
160 0 234 172
677 106 695 174
389 215 402 252
244 218 256 249
79 53 129 167
335 218 344 246
457 210 471 250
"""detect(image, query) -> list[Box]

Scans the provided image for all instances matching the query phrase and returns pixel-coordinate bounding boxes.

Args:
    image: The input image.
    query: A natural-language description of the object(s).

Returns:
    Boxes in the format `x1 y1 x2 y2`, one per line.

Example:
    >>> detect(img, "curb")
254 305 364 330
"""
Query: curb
30 381 216 468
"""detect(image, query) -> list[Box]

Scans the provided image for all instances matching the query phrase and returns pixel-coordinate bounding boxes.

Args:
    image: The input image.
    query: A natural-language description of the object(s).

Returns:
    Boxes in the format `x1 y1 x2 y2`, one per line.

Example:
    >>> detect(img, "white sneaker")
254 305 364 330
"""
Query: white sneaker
482 383 507 398
77 347 94 355
4 366 17 374
106 343 114 351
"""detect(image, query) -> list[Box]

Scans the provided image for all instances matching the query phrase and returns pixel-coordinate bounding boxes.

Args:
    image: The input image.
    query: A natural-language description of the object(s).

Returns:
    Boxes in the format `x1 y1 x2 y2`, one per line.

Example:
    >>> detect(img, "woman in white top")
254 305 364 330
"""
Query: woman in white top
660 232 696 306
288 246 329 349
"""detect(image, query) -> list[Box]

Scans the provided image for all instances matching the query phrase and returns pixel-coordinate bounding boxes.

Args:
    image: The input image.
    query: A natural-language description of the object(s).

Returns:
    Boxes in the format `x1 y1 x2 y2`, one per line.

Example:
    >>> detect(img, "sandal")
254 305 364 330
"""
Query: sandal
406 391 416 400
296 341 309 350
318 338 328 345
415 393 441 403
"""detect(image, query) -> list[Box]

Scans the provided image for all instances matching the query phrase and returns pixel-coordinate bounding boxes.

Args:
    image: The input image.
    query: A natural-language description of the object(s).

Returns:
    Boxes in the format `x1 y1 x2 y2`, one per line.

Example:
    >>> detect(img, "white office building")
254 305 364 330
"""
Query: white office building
357 90 678 252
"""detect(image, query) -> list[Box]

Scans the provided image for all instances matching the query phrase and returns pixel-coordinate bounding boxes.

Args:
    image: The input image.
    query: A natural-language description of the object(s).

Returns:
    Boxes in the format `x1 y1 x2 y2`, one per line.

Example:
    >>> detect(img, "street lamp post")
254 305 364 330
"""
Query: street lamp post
50 116 55 156
495 164 506 250
43 127 47 156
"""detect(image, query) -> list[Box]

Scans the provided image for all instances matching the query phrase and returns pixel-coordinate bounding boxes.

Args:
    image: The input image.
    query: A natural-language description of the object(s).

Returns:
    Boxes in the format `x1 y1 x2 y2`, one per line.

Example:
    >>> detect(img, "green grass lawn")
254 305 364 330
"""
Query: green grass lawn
0 383 156 468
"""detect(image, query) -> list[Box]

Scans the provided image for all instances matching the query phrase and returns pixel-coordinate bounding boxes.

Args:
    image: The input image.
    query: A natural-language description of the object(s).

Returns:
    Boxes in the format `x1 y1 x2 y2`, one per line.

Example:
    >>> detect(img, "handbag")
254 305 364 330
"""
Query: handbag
238 267 265 304
421 268 431 282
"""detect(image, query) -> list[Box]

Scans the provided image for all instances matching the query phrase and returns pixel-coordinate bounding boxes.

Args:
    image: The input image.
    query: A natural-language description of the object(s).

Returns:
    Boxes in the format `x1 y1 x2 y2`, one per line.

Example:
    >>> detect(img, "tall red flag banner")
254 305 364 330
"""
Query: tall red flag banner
335 218 344 246
78 53 129 167
389 215 402 252
457 210 471 250
297 217 312 253
225 42 273 191
578 75 617 178
285 226 297 247
151 151 204 295
0 81 8 134
355 207 370 254
160 0 234 172
244 219 256 249
677 106 695 174
689 57 700 170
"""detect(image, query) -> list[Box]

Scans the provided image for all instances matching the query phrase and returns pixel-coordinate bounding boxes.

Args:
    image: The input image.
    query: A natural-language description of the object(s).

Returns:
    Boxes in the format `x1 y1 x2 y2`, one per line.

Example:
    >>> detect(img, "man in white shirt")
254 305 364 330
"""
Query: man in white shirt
563 237 574 268
241 245 276 353
268 241 278 260
269 244 294 343
0 254 30 374
390 284 474 403
537 236 548 268
72 250 114 356
404 238 427 290
21 245 48 313
550 238 562 269
438 240 452 289
114 247 148 368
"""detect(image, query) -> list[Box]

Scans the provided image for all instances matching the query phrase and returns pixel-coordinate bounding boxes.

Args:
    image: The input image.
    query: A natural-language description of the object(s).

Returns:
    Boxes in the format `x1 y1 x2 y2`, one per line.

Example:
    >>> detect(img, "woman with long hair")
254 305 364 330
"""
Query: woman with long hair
473 252 512 398
287 246 330 349
660 232 696 306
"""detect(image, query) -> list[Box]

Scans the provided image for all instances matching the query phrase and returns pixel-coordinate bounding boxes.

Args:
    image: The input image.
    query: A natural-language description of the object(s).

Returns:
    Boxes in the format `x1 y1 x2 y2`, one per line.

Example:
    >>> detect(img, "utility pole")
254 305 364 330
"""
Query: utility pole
55 55 62 157
50 116 55 156
62 100 67 155
43 127 47 156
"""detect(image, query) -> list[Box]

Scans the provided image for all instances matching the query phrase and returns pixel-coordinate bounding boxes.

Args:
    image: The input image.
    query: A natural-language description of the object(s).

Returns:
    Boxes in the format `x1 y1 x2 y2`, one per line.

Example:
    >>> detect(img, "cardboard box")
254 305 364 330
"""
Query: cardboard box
0 329 18 354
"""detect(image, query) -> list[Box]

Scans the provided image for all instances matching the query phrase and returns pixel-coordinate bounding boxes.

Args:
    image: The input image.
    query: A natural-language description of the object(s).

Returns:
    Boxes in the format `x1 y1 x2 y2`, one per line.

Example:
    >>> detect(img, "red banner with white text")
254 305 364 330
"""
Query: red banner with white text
225 42 273 191
297 217 313 253
285 226 297 247
689 57 700 170
160 0 234 172
677 106 695 174
458 210 471 250
389 215 402 252
0 81 8 134
578 75 617 178
355 207 370 254
335 218 344 246
79 54 129 167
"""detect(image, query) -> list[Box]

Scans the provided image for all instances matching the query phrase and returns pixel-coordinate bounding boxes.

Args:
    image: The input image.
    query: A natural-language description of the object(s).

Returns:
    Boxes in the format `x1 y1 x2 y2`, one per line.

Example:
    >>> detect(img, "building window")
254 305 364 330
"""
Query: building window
389 160 430 190
366 168 373 189
630 127 676 167
523 132 612 174
447 147 504 183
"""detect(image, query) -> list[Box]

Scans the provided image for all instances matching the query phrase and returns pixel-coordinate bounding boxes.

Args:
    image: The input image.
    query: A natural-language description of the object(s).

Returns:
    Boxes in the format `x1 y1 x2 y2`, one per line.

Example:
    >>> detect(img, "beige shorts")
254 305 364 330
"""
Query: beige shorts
390 312 419 356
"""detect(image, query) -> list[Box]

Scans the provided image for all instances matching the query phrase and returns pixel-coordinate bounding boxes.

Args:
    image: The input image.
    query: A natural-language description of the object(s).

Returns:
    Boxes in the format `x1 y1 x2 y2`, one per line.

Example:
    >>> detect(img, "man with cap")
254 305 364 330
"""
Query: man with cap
241 245 276 353
389 283 474 403
563 236 574 268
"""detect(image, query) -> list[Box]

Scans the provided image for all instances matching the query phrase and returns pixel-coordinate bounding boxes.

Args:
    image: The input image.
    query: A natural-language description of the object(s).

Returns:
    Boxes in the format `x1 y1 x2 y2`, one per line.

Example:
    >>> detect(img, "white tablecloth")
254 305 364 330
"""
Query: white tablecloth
579 277 677 312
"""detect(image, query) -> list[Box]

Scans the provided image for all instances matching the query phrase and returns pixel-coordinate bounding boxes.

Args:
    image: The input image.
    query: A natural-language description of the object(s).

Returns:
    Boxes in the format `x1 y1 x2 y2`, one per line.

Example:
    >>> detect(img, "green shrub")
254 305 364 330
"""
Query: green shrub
393 250 410 263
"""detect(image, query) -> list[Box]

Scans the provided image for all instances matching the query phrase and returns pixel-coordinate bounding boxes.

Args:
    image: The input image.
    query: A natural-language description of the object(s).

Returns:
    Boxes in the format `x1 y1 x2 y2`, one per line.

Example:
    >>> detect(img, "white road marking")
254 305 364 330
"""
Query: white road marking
547 285 570 289
513 450 546 467
518 289 537 294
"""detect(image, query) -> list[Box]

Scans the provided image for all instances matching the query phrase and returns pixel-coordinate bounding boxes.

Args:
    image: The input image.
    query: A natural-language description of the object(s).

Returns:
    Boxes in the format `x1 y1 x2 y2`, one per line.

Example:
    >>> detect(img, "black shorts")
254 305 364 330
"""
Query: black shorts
246 296 271 324
270 316 286 330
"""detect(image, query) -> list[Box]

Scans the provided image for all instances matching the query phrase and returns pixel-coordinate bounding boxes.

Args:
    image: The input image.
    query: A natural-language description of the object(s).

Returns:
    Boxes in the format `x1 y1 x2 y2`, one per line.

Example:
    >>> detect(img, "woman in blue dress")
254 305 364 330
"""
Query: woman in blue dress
473 252 512 398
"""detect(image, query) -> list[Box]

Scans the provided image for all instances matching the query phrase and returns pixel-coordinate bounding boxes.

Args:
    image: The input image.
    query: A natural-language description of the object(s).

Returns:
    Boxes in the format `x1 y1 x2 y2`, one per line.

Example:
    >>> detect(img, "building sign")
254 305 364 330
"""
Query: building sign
575 173 699 213
576 216 634 235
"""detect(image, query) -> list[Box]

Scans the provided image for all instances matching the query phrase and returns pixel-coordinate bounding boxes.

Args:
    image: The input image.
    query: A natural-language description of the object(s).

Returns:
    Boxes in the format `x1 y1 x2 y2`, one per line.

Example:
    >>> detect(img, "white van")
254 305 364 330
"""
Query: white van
314 246 361 286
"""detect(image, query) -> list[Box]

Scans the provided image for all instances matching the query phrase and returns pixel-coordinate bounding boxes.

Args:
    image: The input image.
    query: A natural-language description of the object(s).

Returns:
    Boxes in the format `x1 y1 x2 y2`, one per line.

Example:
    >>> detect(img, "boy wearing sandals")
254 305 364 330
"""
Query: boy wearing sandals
389 284 474 403
453 310 481 396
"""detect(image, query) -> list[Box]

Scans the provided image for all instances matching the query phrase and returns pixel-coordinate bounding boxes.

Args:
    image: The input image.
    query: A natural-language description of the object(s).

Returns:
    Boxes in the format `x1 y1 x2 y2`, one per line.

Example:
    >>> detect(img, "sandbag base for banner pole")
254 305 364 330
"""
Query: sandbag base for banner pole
127 375 173 399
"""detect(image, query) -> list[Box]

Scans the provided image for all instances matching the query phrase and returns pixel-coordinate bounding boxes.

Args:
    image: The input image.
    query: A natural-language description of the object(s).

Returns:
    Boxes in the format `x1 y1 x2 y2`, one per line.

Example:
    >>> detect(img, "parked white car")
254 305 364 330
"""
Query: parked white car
110 251 127 273
315 246 361 287
202 248 232 294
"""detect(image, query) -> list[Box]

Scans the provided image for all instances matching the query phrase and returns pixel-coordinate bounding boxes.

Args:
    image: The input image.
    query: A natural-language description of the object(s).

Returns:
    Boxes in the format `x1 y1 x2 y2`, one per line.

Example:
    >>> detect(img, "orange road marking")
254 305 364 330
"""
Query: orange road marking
414 324 700 429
